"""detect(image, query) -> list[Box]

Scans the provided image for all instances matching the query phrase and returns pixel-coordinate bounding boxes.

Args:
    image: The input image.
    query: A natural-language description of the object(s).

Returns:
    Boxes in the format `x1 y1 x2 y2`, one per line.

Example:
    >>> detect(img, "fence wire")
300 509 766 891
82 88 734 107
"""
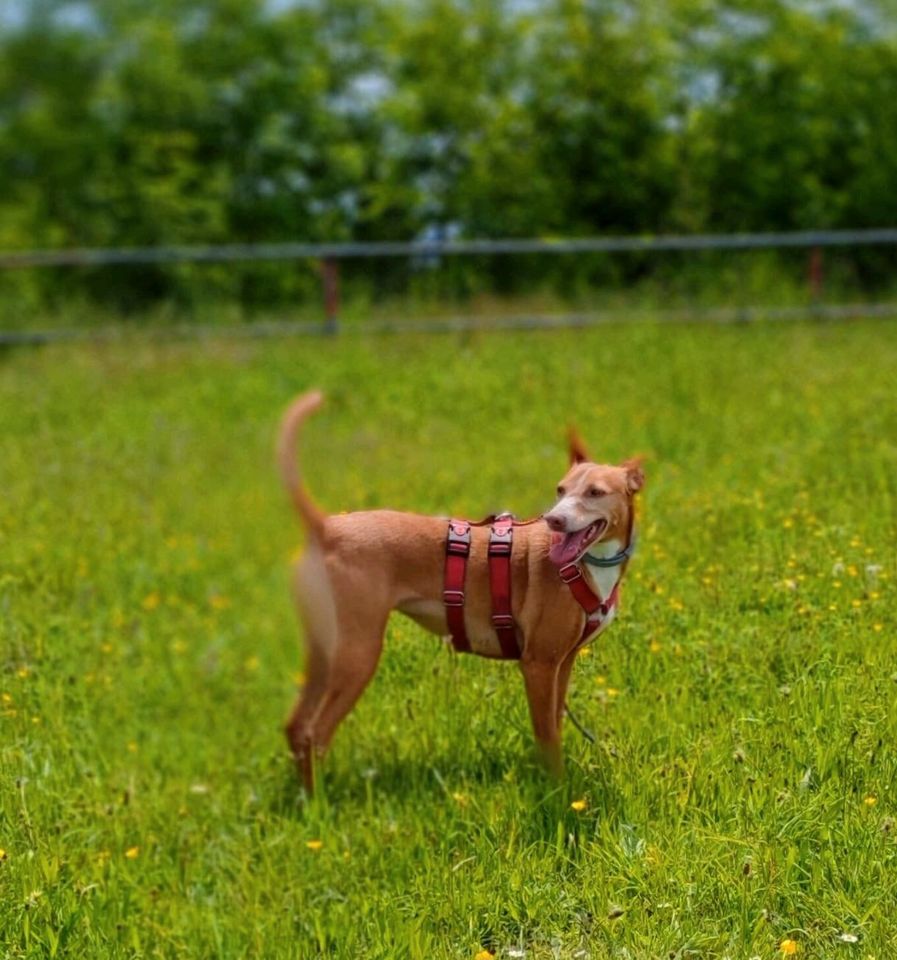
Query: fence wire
2 229 896 344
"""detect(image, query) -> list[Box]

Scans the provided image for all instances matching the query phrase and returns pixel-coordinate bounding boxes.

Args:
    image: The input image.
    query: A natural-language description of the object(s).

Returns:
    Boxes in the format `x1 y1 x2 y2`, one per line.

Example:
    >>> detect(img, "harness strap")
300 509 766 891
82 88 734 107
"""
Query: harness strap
488 514 519 659
444 519 471 652
558 562 619 639
445 517 625 653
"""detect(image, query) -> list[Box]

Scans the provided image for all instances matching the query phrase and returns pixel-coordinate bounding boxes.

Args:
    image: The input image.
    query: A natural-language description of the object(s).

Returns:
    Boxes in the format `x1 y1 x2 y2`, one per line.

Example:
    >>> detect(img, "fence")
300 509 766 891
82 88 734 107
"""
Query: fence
2 228 897 344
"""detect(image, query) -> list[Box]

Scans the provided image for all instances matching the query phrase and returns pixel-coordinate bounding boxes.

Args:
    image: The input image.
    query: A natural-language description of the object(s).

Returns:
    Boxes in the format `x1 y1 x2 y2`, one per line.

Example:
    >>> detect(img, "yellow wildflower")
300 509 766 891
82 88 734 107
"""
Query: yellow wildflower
125 847 139 859
0 848 7 862
452 792 469 807
780 939 799 955
474 951 494 960
570 799 587 812
864 796 877 807
306 840 323 852
649 640 662 653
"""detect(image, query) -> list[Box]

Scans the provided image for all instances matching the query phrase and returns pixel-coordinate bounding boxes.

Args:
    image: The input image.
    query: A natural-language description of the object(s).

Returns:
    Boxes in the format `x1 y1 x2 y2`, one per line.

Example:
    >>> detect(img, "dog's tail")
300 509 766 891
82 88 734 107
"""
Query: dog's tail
277 391 327 540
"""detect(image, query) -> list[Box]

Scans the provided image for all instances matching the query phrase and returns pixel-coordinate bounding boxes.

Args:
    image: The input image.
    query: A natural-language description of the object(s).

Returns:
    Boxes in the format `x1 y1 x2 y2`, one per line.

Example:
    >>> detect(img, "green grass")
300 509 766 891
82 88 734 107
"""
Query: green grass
1 319 896 958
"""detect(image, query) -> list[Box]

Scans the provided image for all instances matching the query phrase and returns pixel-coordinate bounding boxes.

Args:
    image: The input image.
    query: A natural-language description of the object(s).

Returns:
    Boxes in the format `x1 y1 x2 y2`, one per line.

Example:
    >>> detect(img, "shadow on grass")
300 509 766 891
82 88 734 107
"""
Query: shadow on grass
267 740 627 848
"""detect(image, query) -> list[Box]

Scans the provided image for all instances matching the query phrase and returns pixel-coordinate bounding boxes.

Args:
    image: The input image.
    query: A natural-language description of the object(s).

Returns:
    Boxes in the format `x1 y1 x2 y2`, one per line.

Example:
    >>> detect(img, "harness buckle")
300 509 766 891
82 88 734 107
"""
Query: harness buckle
492 613 514 629
558 563 583 584
443 589 465 607
446 520 471 556
488 541 512 556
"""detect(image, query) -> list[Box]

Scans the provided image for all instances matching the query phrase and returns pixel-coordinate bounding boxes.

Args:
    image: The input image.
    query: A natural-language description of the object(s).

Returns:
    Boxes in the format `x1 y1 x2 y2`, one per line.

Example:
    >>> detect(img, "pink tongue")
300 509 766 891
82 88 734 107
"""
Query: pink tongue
549 525 595 567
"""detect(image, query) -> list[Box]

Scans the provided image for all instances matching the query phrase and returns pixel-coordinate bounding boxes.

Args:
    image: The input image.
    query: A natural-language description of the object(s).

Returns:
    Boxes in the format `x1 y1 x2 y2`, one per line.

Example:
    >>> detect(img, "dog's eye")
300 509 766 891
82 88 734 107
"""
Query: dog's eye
589 487 607 497
556 486 566 497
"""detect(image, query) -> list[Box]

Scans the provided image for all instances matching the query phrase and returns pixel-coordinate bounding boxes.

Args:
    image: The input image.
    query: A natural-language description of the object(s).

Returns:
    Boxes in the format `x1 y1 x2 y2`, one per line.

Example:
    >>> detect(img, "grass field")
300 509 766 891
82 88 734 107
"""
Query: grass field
2 319 897 959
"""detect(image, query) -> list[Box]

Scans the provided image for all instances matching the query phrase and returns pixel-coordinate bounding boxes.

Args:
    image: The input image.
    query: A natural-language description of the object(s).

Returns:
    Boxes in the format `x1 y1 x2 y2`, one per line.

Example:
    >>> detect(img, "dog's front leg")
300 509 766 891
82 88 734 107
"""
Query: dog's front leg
554 648 578 732
520 658 564 777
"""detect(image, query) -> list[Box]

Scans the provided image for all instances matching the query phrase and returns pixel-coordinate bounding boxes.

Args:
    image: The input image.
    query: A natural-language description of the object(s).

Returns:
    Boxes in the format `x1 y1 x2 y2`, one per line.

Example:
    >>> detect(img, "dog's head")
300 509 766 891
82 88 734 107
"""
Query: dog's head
543 430 644 567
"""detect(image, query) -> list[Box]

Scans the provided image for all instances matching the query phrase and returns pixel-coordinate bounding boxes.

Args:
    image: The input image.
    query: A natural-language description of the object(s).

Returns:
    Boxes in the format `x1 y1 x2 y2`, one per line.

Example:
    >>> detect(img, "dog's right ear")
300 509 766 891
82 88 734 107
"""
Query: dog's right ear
568 427 590 465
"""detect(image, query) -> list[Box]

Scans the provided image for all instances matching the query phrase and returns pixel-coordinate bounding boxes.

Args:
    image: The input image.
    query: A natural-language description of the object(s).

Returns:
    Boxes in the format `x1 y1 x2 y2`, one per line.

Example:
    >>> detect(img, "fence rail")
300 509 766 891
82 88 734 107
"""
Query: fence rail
3 228 897 269
2 228 897 344
3 302 896 348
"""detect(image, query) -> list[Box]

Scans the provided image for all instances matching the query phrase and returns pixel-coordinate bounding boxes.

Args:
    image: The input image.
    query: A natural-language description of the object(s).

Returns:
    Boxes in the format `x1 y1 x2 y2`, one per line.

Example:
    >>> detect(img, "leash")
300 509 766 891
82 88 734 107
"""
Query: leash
564 702 596 743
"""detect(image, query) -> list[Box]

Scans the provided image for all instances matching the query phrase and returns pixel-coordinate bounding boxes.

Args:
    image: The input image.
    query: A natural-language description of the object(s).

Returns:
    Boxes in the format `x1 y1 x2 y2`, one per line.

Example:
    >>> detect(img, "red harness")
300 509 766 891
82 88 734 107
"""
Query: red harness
443 515 620 658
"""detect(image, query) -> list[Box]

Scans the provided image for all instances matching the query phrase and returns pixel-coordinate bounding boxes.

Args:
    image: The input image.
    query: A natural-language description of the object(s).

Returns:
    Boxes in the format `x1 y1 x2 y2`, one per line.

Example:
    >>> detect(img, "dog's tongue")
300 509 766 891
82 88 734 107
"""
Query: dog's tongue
549 525 596 567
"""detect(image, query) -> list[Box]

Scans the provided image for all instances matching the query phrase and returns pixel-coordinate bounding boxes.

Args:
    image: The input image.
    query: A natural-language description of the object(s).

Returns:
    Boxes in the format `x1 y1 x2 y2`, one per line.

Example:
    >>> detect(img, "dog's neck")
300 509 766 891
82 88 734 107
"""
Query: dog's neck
582 537 626 602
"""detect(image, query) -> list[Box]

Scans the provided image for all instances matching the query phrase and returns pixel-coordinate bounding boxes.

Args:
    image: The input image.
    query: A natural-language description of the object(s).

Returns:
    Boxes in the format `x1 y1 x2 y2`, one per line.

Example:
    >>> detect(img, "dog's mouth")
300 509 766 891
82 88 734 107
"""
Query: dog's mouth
548 519 609 567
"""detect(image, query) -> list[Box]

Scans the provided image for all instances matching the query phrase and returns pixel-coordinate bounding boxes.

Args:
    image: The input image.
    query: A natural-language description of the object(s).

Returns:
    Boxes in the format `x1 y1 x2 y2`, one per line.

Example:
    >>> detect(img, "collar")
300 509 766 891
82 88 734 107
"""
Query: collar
581 530 637 568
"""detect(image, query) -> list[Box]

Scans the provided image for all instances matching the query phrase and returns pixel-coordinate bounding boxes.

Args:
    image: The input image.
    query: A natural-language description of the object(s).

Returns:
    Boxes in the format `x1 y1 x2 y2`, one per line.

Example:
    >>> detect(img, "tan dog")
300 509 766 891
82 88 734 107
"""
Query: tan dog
279 391 644 791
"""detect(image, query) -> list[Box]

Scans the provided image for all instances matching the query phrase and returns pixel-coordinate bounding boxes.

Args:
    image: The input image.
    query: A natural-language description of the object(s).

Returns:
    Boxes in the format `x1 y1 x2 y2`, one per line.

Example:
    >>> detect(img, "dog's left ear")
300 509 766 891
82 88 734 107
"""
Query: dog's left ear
621 457 645 493
568 427 590 465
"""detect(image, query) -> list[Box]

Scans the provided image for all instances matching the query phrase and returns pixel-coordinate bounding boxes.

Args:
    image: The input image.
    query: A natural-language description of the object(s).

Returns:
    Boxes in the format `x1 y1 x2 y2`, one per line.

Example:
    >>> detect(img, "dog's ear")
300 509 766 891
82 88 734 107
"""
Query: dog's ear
568 427 590 465
621 457 645 493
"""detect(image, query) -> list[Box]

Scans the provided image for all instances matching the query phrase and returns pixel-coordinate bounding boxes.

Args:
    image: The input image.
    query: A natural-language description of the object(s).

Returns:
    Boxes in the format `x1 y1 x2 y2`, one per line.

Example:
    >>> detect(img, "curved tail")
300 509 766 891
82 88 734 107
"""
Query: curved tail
277 391 326 539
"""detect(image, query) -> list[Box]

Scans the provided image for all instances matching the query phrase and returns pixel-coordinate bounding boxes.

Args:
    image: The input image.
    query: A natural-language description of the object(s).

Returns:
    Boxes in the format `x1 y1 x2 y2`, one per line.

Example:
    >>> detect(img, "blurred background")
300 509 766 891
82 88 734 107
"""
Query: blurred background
2 0 897 334
4 5 897 954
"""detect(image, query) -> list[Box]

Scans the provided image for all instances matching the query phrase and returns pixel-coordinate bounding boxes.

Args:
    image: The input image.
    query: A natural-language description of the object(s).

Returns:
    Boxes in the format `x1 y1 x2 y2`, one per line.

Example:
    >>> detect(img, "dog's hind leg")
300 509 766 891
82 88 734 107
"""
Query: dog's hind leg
284 548 338 791
306 607 389 760
285 637 331 791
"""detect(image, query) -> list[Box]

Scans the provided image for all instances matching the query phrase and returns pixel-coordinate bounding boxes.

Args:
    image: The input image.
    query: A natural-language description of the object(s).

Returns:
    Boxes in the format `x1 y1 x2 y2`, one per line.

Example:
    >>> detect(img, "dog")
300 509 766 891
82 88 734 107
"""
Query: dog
279 391 644 791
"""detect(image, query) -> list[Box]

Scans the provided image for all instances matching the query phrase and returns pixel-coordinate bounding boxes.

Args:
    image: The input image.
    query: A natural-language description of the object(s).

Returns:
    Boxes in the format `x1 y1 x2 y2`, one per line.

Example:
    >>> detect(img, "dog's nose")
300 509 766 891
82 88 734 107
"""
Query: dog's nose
543 513 566 533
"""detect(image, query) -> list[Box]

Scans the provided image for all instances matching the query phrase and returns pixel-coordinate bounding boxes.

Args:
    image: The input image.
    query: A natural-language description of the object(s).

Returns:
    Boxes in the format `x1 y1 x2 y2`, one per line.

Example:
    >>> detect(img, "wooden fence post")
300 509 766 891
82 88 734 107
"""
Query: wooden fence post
321 258 340 335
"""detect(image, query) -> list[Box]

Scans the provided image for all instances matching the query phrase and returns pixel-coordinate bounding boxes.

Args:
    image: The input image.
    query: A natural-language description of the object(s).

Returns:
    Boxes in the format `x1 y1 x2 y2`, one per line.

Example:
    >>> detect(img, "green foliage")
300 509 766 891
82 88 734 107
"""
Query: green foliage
1 0 897 308
1 319 897 956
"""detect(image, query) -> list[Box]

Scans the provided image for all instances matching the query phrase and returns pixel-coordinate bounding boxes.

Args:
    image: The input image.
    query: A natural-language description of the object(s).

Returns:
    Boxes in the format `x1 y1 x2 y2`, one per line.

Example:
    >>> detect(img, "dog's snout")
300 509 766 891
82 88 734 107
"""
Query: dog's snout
544 512 567 533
